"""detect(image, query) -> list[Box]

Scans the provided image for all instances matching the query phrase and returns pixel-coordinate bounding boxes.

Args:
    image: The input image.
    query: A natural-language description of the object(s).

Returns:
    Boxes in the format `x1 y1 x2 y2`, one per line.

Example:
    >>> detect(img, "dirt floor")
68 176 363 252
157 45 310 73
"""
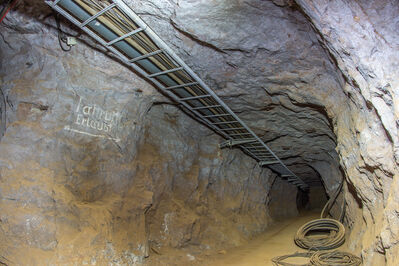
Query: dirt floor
145 211 327 265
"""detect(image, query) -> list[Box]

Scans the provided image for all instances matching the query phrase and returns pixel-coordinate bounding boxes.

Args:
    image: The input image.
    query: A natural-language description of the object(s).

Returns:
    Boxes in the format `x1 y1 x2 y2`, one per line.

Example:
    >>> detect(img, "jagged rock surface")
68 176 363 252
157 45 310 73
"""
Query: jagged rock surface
295 1 399 264
129 0 399 264
0 2 282 264
0 0 398 265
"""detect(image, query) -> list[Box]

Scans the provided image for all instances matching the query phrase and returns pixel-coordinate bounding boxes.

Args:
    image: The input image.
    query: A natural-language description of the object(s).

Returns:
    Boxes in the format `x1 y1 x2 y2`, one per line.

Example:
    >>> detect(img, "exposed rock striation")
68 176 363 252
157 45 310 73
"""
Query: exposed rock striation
0 2 283 264
295 1 399 264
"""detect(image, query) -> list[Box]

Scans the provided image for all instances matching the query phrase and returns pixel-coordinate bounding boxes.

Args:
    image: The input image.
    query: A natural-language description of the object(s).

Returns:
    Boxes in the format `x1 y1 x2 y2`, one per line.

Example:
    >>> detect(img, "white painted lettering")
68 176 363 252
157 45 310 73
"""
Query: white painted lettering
83 105 92 115
67 97 124 141
90 120 97 129
75 114 83 125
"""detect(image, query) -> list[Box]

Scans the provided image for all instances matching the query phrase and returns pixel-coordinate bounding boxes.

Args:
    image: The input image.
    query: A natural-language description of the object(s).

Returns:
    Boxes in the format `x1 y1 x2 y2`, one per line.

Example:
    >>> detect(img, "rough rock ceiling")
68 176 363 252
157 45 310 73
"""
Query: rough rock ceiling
112 0 343 186
2 1 398 264
7 0 344 186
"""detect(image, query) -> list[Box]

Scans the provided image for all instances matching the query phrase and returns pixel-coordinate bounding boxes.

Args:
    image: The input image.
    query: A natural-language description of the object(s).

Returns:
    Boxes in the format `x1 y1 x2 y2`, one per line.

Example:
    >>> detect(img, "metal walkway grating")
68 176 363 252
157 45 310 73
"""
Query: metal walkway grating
46 0 309 190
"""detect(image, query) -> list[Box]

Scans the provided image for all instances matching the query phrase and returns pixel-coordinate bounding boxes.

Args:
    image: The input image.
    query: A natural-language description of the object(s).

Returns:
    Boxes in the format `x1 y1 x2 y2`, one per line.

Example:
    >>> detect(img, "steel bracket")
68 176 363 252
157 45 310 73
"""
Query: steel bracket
219 138 257 149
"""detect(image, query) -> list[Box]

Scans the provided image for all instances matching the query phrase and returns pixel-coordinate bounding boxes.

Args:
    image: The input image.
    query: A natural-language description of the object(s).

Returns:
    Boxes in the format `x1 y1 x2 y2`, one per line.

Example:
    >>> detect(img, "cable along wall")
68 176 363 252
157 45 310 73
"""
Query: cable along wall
46 0 309 190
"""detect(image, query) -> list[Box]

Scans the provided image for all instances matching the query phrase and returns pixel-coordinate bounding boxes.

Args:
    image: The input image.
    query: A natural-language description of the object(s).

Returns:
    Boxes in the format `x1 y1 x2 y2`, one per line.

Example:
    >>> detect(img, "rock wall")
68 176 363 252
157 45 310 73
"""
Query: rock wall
130 0 399 263
307 186 327 211
268 178 299 220
123 0 399 264
294 1 399 264
1 0 398 265
0 3 284 264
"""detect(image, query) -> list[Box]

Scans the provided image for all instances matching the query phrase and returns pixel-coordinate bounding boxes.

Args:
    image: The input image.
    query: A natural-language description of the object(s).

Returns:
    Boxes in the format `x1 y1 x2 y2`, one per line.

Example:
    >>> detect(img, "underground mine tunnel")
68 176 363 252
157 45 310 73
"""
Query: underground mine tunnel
0 0 398 265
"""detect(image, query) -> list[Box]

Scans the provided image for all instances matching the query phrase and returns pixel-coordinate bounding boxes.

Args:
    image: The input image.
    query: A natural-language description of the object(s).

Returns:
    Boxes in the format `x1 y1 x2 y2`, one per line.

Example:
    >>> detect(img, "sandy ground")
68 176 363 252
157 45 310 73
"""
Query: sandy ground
203 212 319 266
146 211 323 265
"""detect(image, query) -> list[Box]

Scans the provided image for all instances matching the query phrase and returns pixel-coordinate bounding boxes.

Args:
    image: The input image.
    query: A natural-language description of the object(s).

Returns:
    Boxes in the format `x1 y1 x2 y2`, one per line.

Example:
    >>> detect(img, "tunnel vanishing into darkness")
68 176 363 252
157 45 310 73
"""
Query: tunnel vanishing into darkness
0 0 398 265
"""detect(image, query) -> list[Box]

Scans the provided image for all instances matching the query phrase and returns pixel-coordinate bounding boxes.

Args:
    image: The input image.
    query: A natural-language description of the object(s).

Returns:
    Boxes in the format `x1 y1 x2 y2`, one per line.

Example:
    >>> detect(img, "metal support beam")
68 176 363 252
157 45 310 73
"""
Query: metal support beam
257 157 277 160
47 0 309 191
254 153 274 156
229 133 252 136
219 138 257 149
251 154 275 158
192 105 222 110
259 161 279 166
246 144 264 147
165 82 199 90
80 3 116 27
203 114 232 118
148 67 184 78
106 28 144 46
180 95 211 101
219 127 245 131
248 149 273 152
129 49 163 63
211 121 238 125
250 152 273 155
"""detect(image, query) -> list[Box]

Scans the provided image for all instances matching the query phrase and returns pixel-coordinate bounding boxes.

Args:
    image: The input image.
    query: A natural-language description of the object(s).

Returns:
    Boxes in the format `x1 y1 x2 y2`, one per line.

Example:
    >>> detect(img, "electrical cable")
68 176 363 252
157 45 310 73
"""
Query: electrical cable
0 0 17 23
272 178 361 265
0 87 6 139
310 251 362 266
0 0 11 16
54 11 71 52
294 218 345 250
293 178 346 251
271 252 313 266
320 177 345 220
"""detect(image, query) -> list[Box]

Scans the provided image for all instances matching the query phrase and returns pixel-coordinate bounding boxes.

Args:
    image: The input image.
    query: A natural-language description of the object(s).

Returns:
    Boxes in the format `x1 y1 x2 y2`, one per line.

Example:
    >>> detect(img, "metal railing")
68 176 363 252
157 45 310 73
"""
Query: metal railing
46 0 309 190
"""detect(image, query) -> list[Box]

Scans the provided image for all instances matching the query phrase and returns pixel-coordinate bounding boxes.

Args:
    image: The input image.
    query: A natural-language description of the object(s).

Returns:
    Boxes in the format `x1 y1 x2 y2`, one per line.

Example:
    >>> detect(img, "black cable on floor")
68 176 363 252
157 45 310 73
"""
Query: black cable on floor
294 178 346 251
310 251 362 266
294 218 345 250
271 252 313 266
272 178 362 265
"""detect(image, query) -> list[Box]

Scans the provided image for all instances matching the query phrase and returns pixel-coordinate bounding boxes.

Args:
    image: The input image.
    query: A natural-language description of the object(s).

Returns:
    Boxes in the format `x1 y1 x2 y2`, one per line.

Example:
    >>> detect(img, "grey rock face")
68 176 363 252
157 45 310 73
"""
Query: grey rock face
294 1 399 264
0 0 398 265
0 1 282 264
125 0 344 187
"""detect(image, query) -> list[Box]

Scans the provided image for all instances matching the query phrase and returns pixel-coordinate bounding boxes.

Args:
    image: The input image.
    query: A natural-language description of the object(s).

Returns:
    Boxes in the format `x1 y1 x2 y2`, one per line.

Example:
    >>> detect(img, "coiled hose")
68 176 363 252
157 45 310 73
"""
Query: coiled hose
294 218 345 250
294 179 346 251
272 251 362 266
272 178 362 265
310 251 362 266
272 252 313 266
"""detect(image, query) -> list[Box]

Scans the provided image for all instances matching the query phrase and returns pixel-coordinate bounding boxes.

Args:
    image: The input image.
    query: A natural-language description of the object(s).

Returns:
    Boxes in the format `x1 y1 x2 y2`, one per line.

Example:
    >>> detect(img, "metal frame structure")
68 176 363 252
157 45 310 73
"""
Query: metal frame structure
45 0 309 190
